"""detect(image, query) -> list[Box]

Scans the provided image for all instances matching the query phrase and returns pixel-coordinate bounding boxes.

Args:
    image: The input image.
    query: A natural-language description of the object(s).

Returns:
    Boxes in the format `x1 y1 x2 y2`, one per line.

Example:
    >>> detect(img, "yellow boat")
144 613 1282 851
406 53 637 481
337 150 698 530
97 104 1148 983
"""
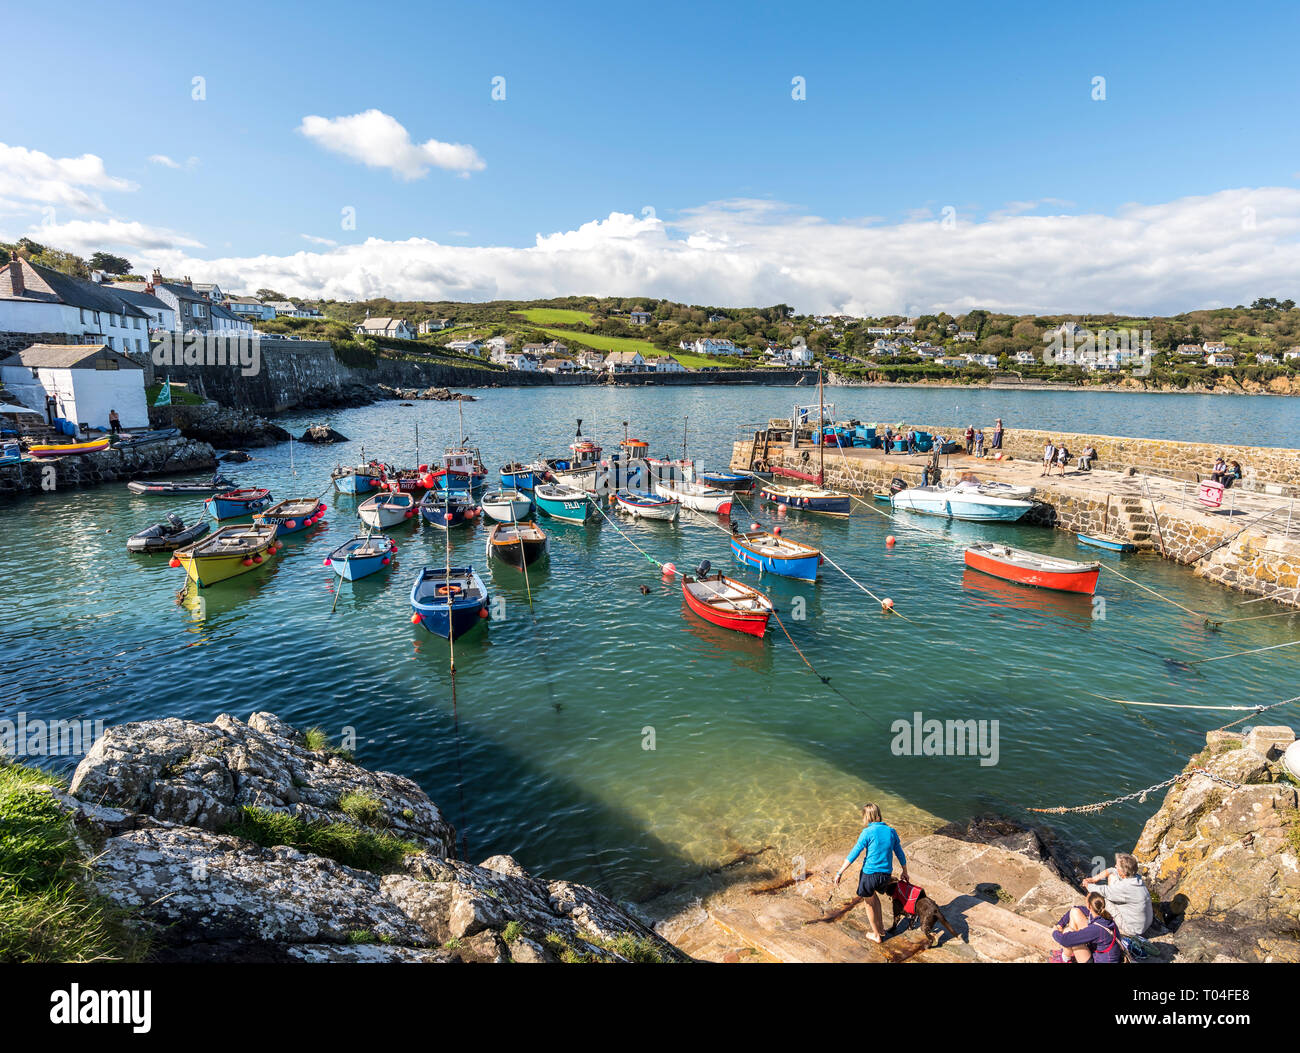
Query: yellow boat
171 524 280 587
27 437 110 458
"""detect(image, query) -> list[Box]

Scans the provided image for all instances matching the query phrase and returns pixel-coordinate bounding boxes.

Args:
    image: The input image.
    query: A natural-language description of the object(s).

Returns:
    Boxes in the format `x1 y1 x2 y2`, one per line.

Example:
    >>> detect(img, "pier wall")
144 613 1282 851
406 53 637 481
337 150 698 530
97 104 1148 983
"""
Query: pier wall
0 436 217 498
729 438 1300 609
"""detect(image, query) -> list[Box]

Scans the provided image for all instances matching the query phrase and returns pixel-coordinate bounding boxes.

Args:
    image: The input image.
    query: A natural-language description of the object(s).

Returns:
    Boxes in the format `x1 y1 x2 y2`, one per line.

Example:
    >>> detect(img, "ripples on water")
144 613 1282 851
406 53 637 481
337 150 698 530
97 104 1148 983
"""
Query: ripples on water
2 385 1297 901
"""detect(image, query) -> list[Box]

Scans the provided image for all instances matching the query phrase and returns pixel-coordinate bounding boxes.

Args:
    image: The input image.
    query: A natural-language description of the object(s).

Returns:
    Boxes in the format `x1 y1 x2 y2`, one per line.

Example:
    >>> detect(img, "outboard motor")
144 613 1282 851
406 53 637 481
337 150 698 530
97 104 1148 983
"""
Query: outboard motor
695 559 712 579
165 512 184 531
889 476 908 495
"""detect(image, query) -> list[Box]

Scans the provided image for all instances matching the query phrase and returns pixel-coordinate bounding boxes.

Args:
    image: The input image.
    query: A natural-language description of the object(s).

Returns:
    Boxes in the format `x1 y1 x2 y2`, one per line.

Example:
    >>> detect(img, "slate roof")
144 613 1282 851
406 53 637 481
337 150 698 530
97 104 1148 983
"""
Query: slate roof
0 259 149 318
0 343 143 369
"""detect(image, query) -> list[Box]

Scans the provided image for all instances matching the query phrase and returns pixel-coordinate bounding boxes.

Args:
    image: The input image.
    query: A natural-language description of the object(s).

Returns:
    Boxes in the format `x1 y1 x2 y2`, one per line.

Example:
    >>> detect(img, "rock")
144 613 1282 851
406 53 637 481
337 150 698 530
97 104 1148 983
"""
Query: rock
934 813 1089 883
1244 725 1296 760
60 711 685 964
169 403 290 448
217 450 252 463
299 424 348 444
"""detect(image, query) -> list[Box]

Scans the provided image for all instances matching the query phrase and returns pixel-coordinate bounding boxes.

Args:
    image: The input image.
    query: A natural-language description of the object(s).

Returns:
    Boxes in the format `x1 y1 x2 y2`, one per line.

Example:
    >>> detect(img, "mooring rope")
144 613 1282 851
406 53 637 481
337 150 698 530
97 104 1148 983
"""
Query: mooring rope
1086 691 1276 712
1097 562 1204 618
1184 637 1300 665
588 494 667 570
1028 765 1244 814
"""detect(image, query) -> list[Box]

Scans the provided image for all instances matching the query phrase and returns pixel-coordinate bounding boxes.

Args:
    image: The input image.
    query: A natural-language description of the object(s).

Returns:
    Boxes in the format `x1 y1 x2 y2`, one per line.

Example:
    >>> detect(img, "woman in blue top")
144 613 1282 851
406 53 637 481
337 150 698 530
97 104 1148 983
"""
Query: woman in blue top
834 803 908 943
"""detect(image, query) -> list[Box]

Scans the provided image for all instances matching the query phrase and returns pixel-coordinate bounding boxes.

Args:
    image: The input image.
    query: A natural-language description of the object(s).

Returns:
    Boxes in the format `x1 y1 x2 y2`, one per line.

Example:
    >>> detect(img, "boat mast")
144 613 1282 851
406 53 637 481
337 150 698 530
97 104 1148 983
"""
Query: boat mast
817 366 825 485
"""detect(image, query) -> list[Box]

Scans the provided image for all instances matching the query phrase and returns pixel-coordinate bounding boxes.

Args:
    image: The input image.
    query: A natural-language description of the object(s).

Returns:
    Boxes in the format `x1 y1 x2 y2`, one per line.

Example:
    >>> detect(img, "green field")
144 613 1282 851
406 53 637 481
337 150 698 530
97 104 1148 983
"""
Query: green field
513 308 594 325
532 326 746 368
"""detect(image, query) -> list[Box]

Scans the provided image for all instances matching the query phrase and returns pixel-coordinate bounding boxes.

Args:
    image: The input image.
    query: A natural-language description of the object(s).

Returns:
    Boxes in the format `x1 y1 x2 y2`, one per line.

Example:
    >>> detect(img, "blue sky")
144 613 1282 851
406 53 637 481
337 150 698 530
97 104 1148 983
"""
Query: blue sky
2 0 1299 313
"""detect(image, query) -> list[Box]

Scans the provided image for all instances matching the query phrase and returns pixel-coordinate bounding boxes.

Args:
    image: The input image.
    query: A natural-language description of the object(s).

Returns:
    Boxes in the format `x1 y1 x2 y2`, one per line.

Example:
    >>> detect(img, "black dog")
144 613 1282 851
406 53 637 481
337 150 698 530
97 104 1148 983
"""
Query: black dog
882 878 960 946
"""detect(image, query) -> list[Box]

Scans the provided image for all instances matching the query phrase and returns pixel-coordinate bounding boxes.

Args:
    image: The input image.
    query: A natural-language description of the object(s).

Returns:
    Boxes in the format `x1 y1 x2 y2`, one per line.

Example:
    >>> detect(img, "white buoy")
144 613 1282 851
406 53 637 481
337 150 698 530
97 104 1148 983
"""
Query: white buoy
1284 739 1300 781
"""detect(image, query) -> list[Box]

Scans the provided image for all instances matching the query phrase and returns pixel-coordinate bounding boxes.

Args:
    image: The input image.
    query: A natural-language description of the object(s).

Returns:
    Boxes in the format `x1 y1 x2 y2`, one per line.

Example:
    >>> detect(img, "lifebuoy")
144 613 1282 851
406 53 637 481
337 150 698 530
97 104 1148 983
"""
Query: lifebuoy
435 583 464 597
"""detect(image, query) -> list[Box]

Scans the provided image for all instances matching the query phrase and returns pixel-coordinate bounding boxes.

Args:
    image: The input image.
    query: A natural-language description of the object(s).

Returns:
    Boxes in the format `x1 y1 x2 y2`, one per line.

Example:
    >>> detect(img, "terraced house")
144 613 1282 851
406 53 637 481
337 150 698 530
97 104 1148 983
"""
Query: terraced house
0 257 153 355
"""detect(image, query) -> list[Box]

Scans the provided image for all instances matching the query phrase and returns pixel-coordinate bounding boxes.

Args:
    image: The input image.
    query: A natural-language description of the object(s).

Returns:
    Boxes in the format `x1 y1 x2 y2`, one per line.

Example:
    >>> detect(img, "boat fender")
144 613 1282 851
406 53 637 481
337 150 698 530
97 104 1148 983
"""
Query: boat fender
1284 740 1300 781
410 613 422 625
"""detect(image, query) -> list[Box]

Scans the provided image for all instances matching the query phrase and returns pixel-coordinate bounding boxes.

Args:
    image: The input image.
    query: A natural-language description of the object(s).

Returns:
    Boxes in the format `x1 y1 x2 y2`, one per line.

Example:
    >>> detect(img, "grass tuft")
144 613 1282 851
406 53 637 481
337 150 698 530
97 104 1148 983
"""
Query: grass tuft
338 790 386 827
221 805 418 873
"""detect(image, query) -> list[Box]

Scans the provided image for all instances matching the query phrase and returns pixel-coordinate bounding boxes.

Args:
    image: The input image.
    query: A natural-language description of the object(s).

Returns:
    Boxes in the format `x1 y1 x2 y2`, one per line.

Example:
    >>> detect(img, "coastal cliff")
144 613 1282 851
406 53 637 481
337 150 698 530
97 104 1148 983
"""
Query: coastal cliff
32 712 685 963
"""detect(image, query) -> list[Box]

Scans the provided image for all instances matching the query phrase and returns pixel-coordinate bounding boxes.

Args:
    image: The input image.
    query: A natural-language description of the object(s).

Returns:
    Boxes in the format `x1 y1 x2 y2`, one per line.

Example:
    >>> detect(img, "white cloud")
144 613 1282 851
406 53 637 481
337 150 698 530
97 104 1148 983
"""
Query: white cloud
28 218 203 253
297 109 485 179
128 187 1300 316
0 142 135 213
300 234 338 246
149 154 181 169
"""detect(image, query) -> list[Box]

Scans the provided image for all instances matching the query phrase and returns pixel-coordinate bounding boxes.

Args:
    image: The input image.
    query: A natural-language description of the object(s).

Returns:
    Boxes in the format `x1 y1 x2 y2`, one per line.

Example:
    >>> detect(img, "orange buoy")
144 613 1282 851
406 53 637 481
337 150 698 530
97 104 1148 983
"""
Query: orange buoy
410 612 421 625
777 503 788 514
662 562 677 577
773 525 782 535
886 535 896 546
169 557 181 568
882 598 894 610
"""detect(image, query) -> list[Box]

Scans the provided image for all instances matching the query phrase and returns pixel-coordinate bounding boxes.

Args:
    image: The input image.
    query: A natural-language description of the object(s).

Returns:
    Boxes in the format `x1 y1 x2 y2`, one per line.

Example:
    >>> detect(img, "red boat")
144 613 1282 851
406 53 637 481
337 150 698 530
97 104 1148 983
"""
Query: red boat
963 542 1101 595
682 573 774 637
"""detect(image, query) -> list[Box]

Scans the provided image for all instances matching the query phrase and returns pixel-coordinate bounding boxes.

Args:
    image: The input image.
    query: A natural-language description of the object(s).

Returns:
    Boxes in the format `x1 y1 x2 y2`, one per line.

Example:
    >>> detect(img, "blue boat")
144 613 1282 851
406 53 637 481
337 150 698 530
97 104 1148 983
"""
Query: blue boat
696 470 754 491
419 489 477 529
500 461 546 490
410 565 489 640
327 535 397 581
533 483 591 523
332 465 384 494
1076 532 1137 553
759 482 852 517
730 529 821 582
206 487 273 520
254 497 326 536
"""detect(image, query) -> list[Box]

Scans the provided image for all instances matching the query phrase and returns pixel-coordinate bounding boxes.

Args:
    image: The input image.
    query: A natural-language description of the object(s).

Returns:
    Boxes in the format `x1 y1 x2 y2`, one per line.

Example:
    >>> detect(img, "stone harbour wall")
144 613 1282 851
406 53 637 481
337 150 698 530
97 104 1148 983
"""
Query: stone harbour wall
0 436 217 498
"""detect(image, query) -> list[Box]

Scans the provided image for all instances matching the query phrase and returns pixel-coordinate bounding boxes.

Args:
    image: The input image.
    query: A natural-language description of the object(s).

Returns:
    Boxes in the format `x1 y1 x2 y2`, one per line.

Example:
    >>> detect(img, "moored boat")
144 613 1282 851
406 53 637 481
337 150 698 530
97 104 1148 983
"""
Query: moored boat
326 534 398 581
682 571 774 637
254 497 326 536
547 438 603 492
126 513 209 553
431 445 488 492
28 437 110 458
410 565 490 639
171 523 280 587
533 483 591 523
613 489 679 520
759 481 852 516
729 529 821 582
113 427 181 449
892 484 1032 522
652 477 734 515
963 542 1101 595
500 461 548 490
331 463 386 494
485 521 548 569
358 490 417 529
205 487 273 520
693 469 755 491
1076 532 1137 553
480 488 532 523
127 473 233 496
419 488 478 529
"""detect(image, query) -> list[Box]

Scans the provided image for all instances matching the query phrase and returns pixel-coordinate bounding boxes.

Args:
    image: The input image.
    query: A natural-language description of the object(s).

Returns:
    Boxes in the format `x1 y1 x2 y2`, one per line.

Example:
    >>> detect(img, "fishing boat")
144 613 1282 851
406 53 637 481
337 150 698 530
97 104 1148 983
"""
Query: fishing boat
964 542 1101 595
692 469 755 492
759 482 852 516
682 569 774 638
27 437 110 458
546 421 604 493
205 487 273 520
1076 532 1137 553
170 523 280 587
126 513 209 553
533 483 591 523
391 466 437 494
485 521 549 569
500 461 548 490
891 484 1032 522
652 477 734 515
326 534 398 581
431 446 488 492
614 489 679 521
410 565 490 640
127 473 234 496
419 488 478 529
358 490 417 529
480 488 532 522
331 463 386 494
730 529 822 582
254 497 326 536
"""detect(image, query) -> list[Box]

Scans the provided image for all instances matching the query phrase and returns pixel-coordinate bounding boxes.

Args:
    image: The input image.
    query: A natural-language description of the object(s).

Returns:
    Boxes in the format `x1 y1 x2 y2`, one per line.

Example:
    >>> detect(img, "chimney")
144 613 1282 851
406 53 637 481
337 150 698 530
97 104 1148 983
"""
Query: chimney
146 267 162 295
0 257 25 298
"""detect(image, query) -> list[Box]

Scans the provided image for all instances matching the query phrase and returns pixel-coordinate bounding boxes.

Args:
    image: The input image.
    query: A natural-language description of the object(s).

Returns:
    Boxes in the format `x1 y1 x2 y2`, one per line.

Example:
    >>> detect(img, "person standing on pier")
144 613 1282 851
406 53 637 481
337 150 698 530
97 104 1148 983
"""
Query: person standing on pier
834 803 908 944
991 418 1004 453
964 425 975 455
975 428 985 458
1042 439 1056 476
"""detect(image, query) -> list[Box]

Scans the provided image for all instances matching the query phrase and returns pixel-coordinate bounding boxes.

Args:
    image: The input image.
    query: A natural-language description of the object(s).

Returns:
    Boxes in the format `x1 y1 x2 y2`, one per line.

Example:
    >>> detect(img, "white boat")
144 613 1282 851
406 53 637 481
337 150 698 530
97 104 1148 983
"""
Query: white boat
613 489 679 521
892 484 1033 522
651 477 735 514
357 490 416 529
960 478 1037 500
480 488 532 522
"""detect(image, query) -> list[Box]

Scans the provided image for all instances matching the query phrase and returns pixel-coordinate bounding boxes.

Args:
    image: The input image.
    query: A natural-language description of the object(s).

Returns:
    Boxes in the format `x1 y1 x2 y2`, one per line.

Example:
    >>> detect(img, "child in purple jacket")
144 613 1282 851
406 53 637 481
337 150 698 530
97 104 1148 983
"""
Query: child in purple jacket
1051 892 1123 963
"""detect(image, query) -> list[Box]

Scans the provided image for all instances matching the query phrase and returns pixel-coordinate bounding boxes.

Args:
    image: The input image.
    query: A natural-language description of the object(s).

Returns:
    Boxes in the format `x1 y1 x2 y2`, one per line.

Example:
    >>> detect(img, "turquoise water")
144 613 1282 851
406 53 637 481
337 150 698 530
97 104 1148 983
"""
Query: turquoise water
2 384 1298 902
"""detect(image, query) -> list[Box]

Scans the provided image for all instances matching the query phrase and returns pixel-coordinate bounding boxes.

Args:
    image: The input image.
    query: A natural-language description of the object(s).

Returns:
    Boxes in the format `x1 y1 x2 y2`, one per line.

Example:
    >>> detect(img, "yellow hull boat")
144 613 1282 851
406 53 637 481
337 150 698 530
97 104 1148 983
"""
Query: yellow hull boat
27 437 110 457
172 524 280 587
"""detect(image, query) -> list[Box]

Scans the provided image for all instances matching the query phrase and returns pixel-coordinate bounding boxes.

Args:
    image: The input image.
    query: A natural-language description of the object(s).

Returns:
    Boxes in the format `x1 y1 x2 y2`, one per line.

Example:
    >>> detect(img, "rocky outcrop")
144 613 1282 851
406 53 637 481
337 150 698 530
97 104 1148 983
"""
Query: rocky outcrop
378 385 476 402
0 436 216 496
59 712 685 963
166 403 291 448
298 424 349 444
1134 725 1300 962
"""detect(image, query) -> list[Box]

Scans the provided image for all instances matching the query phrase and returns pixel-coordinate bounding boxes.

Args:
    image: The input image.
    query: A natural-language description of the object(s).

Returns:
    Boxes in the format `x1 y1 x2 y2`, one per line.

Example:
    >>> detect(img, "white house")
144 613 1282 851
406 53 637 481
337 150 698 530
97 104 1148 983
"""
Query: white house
446 339 483 356
1285 349 1300 363
1175 343 1202 357
629 309 652 325
0 259 153 354
1205 352 1235 367
1256 352 1277 364
866 326 893 336
113 272 215 334
936 356 966 367
191 282 225 303
955 331 978 342
225 296 276 322
0 343 149 430
1013 351 1037 365
606 351 645 372
788 345 814 365
501 353 537 372
576 351 605 370
1202 341 1230 355
419 318 453 333
648 355 686 373
356 316 416 340
916 347 941 360
541 358 576 373
210 302 255 335
894 324 916 335
107 284 176 335
688 337 737 356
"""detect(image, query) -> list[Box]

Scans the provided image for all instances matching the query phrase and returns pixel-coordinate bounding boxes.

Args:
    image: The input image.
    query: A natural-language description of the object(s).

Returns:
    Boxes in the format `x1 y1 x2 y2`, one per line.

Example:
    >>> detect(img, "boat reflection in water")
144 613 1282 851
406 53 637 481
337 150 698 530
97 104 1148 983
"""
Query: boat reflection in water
677 602 776 675
178 563 282 630
959 567 1095 626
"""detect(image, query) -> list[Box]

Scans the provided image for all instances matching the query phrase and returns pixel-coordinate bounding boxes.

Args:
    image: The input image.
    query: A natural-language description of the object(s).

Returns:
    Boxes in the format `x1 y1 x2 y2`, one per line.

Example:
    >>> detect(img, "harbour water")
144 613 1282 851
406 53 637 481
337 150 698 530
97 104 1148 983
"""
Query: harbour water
3 384 1298 903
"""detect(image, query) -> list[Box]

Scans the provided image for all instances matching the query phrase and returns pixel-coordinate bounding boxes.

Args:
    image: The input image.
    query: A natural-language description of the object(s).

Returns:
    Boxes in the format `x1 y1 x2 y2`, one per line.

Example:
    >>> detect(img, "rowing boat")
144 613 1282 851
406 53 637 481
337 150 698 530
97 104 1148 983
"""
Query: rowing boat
485 521 548 569
358 490 417 529
729 529 821 582
480 489 532 523
419 489 478 529
682 572 774 637
759 481 852 517
614 489 679 521
127 473 233 495
500 461 548 489
326 535 397 581
963 542 1101 595
651 478 734 514
892 484 1032 522
410 565 489 639
254 498 326 536
171 524 279 587
1076 532 1136 553
331 463 385 494
205 487 273 520
533 483 591 523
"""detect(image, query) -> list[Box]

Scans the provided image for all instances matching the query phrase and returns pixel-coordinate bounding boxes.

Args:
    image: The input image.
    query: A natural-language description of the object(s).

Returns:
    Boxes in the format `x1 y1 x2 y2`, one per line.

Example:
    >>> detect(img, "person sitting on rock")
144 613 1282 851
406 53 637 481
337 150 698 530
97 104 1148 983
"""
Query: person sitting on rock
1051 892 1123 963
1083 853 1152 953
